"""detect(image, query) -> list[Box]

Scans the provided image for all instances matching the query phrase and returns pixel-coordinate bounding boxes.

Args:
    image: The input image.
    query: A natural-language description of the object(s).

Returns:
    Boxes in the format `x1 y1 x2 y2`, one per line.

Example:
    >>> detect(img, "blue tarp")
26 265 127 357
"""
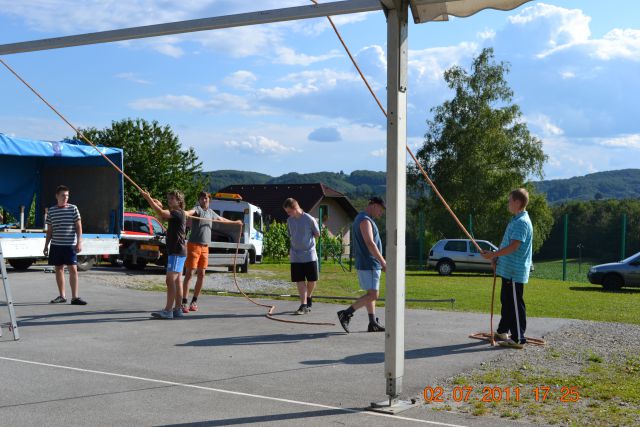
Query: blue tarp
0 133 124 230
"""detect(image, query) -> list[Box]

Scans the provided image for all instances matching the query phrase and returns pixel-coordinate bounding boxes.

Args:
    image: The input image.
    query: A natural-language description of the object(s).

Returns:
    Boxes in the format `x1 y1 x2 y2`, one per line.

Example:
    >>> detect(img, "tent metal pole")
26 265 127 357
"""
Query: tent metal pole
0 0 382 55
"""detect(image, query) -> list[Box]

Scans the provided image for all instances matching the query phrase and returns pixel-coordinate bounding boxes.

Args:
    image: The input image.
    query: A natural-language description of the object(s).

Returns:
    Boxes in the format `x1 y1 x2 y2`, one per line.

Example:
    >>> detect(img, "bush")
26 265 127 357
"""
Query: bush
263 221 289 261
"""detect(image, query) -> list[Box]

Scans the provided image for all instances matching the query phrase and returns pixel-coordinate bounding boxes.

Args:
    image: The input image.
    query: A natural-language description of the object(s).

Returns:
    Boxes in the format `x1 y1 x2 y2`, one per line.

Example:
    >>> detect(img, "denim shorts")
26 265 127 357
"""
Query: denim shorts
167 255 187 273
357 269 381 291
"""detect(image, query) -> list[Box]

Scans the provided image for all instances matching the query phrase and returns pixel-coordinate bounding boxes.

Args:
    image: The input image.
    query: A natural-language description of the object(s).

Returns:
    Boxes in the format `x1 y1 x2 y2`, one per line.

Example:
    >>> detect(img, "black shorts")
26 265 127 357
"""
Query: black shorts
291 261 319 282
48 245 77 266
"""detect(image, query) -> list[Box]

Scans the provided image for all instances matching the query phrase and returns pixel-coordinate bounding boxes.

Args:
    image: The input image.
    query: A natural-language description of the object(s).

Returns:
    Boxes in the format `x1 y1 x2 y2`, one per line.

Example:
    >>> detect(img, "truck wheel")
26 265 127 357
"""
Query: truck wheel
602 274 623 291
239 255 249 273
437 260 454 276
8 258 34 271
249 250 256 264
77 256 96 271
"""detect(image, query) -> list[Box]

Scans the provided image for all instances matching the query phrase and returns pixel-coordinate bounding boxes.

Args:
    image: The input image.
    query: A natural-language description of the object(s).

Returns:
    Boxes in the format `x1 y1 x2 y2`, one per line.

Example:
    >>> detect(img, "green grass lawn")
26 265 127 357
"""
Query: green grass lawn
245 261 640 325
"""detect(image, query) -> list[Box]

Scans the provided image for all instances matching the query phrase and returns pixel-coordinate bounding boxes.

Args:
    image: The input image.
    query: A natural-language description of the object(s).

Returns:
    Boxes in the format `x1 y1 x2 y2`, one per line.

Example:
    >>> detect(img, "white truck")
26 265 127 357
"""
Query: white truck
209 192 264 265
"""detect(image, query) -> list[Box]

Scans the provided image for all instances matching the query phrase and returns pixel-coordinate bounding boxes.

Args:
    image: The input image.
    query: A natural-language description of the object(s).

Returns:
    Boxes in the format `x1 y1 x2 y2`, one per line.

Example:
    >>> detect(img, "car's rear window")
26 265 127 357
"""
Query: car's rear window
444 241 467 252
124 216 150 233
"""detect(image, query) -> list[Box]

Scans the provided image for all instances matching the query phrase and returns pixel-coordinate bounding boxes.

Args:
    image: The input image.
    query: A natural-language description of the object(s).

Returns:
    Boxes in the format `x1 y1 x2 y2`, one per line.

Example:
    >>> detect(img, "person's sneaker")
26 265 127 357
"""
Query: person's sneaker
151 310 173 319
50 296 67 304
337 310 352 333
498 339 524 349
173 308 184 318
181 304 190 314
189 301 199 312
295 304 309 315
493 332 510 341
368 318 385 332
306 296 313 309
70 297 87 305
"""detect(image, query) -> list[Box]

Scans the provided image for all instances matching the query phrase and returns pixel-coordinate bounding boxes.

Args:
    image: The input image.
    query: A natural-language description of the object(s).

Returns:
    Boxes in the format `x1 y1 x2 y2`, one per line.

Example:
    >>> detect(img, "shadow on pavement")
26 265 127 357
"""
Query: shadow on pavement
302 340 495 366
156 409 362 426
177 332 343 347
15 310 265 327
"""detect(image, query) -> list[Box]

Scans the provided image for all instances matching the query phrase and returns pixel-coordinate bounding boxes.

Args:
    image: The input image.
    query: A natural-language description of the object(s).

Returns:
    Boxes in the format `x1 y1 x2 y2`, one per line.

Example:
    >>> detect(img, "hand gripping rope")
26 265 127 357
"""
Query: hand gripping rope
0 57 334 326
308 1 544 346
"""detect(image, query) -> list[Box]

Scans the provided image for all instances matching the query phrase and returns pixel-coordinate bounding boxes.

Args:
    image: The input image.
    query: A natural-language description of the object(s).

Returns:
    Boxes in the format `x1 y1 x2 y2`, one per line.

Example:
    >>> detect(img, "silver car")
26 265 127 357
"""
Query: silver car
428 239 498 276
587 252 640 291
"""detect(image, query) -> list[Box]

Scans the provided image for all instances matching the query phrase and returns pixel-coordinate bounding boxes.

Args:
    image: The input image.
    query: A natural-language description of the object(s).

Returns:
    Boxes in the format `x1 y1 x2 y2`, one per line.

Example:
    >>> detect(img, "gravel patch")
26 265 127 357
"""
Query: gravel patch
425 320 640 426
84 267 292 294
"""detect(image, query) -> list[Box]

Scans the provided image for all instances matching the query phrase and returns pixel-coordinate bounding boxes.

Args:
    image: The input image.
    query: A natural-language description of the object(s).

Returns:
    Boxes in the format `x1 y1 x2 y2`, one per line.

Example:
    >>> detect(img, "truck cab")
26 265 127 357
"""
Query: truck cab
209 193 263 264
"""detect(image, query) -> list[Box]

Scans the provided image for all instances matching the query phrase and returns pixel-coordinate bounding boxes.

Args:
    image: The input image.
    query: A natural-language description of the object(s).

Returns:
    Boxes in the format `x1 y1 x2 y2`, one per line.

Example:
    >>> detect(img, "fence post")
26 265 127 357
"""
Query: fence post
418 210 425 270
318 213 323 273
562 214 568 281
621 213 627 260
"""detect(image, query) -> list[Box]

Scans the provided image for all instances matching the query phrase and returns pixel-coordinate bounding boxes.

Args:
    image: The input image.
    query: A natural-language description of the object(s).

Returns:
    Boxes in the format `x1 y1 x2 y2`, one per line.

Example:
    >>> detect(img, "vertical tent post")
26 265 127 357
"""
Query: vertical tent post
384 0 408 405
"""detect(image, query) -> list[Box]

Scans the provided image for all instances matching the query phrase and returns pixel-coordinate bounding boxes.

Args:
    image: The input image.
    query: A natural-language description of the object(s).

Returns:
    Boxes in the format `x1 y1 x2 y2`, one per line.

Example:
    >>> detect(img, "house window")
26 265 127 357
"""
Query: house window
319 205 329 224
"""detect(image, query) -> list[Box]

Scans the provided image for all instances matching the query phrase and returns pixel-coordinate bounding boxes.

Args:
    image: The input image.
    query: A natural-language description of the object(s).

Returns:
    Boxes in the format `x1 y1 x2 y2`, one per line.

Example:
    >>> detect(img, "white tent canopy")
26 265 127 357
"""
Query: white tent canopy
0 0 533 410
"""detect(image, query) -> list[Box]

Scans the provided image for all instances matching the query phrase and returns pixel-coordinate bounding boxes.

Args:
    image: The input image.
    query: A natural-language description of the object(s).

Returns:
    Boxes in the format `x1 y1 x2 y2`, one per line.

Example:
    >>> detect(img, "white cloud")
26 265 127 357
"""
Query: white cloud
114 72 151 85
273 47 340 66
222 71 257 91
509 3 640 62
509 3 591 53
370 148 386 157
525 114 564 137
477 28 496 41
223 136 298 154
560 70 576 79
409 42 479 81
129 95 206 110
590 29 640 61
258 69 360 100
599 134 640 149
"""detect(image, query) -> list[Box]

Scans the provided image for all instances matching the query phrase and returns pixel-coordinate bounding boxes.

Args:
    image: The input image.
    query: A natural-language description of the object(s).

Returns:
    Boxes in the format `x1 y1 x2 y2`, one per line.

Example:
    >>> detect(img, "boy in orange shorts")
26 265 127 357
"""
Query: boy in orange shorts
182 191 242 312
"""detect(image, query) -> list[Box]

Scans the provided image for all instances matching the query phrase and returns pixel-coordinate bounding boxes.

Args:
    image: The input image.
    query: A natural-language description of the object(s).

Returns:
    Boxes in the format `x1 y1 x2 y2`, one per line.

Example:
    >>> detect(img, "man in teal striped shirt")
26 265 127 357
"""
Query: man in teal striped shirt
482 188 533 349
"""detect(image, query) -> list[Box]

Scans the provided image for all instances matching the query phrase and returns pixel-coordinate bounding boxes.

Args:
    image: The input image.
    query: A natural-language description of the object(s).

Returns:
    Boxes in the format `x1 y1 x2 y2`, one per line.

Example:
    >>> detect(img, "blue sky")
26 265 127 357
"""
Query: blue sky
1 1 639 180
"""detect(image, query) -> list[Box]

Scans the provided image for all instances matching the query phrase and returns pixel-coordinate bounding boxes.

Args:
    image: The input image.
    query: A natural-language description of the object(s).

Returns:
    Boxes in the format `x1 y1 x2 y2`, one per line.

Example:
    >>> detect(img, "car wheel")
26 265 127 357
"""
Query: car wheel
437 260 454 276
77 256 96 272
602 274 623 291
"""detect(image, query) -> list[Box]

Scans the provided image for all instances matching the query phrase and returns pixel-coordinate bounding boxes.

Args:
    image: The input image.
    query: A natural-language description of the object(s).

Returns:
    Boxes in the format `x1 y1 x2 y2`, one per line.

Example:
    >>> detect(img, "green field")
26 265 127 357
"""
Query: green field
235 260 640 325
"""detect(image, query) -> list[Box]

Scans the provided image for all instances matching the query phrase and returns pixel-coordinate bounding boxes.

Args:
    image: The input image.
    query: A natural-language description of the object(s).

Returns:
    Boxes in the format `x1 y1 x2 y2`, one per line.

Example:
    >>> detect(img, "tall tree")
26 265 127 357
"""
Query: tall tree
410 48 552 252
74 118 205 210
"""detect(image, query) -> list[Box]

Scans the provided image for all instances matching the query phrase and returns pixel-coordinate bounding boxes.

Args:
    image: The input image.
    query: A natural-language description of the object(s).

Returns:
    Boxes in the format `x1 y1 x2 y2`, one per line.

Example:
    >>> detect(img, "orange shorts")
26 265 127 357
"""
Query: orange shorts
185 242 209 270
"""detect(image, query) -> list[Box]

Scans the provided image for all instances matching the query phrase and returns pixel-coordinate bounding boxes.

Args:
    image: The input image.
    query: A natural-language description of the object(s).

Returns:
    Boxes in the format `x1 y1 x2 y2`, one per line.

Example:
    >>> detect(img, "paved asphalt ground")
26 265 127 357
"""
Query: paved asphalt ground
0 267 570 426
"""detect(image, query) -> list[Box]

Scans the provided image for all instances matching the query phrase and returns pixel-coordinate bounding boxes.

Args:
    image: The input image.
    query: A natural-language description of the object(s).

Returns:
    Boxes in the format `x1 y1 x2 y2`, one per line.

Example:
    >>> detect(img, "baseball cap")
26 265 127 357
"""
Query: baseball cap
368 196 386 209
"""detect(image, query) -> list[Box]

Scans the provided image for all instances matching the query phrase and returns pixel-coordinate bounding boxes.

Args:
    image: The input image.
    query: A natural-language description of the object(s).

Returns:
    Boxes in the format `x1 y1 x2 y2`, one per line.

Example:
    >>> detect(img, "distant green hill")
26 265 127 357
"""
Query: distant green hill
203 168 640 204
533 169 640 204
204 169 386 199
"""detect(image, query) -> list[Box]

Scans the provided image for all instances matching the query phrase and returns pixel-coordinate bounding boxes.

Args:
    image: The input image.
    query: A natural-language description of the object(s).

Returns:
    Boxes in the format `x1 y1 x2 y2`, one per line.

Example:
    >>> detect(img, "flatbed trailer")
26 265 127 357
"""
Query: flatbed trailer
0 134 124 270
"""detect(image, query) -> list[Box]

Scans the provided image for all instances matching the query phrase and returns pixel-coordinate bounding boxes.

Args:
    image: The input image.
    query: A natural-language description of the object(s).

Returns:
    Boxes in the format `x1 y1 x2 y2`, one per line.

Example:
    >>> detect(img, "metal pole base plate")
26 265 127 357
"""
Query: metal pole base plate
366 398 418 415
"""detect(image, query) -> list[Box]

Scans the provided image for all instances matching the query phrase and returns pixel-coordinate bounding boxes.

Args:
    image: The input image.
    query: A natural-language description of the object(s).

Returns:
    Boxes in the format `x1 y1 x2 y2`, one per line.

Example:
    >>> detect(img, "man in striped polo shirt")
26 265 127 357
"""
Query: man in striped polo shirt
482 188 533 349
43 185 87 305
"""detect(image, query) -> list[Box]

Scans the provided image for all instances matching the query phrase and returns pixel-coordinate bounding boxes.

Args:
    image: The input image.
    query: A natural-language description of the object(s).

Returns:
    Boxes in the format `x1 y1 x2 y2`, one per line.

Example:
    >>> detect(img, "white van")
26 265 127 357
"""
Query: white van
210 193 264 263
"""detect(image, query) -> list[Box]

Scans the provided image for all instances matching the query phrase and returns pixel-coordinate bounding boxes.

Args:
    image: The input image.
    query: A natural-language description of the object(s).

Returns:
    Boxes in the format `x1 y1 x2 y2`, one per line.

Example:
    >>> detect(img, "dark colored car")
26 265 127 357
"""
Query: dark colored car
587 252 640 290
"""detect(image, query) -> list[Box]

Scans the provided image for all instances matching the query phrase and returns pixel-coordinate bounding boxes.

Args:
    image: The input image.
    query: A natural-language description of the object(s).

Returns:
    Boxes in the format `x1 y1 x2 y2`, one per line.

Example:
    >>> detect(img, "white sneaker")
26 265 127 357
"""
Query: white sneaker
493 332 510 341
